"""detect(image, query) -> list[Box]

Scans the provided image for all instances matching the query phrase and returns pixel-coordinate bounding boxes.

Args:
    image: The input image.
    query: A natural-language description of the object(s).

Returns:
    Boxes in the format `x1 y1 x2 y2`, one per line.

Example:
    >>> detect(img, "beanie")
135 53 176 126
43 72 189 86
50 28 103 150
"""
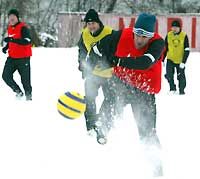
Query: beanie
134 13 156 38
84 9 101 23
8 9 19 19
171 20 181 27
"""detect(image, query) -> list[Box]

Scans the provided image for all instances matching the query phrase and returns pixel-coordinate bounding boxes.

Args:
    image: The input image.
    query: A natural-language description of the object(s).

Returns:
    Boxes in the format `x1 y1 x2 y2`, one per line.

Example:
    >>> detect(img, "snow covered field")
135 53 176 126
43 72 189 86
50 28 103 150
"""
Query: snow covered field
0 47 200 179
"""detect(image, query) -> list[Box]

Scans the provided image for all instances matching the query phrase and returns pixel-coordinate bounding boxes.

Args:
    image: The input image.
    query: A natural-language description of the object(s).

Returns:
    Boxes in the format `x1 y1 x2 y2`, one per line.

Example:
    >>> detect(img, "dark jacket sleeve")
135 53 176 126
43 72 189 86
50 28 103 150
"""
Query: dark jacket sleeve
182 35 190 64
88 31 115 69
77 34 88 72
3 43 9 51
78 34 88 61
163 35 168 61
107 30 122 56
11 26 31 45
82 30 122 70
95 30 122 65
119 38 165 70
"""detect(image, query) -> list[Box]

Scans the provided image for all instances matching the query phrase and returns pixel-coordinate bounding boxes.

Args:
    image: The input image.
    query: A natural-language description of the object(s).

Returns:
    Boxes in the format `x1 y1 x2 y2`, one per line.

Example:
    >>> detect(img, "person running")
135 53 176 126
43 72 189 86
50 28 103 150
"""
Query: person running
2 9 32 100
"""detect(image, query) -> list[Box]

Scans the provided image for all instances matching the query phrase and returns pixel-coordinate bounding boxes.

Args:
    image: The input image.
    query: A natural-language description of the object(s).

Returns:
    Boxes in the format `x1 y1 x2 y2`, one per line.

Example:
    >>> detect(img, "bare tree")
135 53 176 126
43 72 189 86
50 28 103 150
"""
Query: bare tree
172 0 175 13
35 0 42 31
82 0 89 11
0 0 12 45
40 0 55 27
105 0 117 13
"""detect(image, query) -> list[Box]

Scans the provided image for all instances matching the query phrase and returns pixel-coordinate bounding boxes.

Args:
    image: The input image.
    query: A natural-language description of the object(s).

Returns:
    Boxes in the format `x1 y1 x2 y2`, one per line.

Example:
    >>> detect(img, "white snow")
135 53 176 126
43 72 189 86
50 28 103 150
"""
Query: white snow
40 32 58 42
0 47 199 179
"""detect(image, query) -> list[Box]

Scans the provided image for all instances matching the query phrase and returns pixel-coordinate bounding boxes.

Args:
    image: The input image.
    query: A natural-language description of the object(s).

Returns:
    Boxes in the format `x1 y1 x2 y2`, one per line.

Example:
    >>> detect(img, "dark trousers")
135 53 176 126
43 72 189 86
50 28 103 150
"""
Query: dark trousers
165 59 186 92
84 75 113 130
2 57 32 95
101 75 162 176
106 75 159 141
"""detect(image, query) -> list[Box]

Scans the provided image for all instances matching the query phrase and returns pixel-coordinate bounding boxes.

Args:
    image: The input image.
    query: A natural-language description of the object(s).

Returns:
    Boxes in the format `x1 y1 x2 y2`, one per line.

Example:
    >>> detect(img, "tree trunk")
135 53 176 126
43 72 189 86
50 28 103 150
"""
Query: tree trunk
76 0 81 11
40 0 54 25
172 0 175 13
105 0 117 13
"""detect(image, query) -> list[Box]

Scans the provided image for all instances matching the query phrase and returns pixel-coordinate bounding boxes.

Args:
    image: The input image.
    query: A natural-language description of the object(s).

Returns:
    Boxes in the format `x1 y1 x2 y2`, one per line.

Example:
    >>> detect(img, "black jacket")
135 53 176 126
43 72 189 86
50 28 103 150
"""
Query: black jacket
77 25 114 75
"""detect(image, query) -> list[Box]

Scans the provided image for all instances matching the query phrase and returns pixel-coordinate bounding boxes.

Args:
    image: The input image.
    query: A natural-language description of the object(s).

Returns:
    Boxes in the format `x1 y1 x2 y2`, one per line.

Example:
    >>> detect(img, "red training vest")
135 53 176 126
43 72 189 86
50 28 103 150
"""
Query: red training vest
114 28 163 94
8 22 32 58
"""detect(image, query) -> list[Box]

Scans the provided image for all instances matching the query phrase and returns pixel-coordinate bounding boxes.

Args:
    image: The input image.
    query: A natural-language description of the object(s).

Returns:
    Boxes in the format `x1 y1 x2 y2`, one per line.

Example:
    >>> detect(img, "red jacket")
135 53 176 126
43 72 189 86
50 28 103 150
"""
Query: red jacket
114 28 163 94
8 22 32 58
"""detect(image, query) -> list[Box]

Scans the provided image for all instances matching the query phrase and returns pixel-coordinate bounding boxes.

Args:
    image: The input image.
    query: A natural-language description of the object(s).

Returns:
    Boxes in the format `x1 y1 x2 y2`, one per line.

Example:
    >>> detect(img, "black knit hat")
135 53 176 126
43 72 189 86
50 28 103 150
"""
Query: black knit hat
134 13 156 37
171 20 181 27
8 9 19 19
84 9 101 23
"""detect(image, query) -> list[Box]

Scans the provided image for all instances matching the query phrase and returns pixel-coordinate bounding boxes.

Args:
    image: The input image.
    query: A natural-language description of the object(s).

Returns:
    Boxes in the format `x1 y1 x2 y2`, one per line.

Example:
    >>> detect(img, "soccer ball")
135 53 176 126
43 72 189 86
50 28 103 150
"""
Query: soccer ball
57 91 86 119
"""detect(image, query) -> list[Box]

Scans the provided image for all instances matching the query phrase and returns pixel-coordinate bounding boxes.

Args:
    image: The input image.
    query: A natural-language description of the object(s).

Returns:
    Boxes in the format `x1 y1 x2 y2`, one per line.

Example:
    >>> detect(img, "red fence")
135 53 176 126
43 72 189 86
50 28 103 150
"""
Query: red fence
58 12 200 51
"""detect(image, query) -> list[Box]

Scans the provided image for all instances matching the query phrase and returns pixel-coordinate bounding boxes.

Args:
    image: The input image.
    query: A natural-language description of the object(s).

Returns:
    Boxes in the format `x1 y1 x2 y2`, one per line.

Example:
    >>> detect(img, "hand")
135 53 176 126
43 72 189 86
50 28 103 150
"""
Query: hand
179 63 185 69
2 47 7 54
110 56 120 66
4 37 13 43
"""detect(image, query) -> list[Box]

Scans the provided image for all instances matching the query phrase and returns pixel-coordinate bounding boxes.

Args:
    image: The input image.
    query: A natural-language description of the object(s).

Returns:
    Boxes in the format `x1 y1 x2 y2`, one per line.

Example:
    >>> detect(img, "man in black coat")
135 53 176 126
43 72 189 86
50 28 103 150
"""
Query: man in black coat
78 9 115 144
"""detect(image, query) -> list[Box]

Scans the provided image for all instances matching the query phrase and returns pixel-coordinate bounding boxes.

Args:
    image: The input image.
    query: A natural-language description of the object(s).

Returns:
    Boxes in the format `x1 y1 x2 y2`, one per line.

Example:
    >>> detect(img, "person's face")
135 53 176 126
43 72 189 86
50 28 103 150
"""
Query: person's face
171 26 180 34
8 14 18 26
134 34 151 49
86 22 100 34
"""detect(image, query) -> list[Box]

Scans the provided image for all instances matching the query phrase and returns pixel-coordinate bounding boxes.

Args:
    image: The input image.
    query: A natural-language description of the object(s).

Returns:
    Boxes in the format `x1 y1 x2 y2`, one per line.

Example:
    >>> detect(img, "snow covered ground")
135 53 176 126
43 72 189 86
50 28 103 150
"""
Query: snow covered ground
0 47 200 179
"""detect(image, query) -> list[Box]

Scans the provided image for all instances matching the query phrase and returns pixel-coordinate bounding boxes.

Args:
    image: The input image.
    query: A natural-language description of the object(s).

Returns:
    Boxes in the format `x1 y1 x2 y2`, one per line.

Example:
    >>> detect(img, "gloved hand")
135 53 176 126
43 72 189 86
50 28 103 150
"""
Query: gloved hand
110 56 121 66
2 47 7 54
4 37 13 43
179 63 185 69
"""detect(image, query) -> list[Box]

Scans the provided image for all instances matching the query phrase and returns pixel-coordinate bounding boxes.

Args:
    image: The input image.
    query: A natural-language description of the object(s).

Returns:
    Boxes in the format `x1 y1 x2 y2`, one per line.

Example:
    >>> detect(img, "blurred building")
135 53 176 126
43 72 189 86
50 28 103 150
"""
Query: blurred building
58 12 200 51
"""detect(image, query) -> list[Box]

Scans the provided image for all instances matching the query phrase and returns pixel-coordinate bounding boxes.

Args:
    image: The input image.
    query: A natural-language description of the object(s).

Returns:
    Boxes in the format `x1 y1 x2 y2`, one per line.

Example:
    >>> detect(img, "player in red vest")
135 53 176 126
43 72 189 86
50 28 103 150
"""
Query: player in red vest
2 9 32 100
91 13 165 177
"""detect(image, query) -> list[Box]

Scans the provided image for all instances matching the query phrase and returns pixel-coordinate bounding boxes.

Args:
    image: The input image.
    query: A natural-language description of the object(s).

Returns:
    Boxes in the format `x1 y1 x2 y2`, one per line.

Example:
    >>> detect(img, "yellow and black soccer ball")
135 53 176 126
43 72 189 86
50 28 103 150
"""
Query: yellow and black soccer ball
57 91 86 119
